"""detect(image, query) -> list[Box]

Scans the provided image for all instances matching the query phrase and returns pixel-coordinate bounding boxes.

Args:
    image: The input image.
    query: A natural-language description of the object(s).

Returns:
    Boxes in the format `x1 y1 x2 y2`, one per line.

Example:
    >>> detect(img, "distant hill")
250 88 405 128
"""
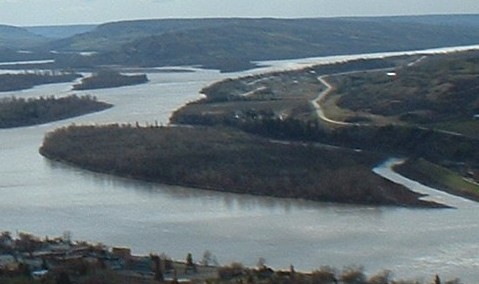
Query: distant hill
25 24 97 40
47 16 479 53
48 16 479 71
356 14 479 27
0 25 48 49
4 15 479 72
45 19 238 51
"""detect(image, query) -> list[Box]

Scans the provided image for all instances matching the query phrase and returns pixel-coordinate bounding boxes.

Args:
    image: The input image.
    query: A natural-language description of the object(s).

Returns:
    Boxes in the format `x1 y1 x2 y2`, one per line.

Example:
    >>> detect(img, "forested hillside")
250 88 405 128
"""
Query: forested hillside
333 51 479 133
46 16 479 72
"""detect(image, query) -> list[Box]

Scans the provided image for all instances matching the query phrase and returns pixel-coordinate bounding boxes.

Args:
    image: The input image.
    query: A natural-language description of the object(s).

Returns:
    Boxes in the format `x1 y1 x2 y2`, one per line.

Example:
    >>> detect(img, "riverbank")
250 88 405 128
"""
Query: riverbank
395 158 479 203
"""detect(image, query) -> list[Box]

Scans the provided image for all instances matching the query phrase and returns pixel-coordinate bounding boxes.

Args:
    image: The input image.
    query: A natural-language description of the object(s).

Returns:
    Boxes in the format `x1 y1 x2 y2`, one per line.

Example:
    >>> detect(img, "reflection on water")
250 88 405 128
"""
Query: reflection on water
2 49 479 281
45 158 348 214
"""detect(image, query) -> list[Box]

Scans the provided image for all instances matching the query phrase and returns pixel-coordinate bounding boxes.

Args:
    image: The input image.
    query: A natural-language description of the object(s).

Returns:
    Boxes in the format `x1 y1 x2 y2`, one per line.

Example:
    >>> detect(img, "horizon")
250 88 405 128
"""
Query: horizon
15 13 479 28
1 0 479 26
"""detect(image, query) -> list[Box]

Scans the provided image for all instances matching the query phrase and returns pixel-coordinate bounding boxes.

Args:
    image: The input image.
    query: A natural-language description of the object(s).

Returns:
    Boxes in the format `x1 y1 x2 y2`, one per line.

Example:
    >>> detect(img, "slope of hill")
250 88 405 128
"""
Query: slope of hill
47 16 479 52
45 18 228 51
0 25 48 49
333 51 479 133
362 14 479 27
25 24 97 39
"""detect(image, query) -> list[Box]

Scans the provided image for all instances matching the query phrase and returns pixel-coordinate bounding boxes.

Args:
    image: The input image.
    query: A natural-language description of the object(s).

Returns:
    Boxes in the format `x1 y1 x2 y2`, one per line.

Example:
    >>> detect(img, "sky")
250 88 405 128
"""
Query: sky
1 0 479 26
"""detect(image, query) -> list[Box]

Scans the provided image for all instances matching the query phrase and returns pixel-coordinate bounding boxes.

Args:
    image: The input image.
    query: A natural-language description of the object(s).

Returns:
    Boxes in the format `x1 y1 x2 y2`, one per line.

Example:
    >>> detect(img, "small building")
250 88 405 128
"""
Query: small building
31 270 49 280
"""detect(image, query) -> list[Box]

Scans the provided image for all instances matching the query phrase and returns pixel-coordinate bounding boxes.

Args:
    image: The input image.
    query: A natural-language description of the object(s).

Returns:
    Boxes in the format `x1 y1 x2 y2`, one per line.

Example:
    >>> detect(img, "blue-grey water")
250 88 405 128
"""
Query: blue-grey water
1 47 479 282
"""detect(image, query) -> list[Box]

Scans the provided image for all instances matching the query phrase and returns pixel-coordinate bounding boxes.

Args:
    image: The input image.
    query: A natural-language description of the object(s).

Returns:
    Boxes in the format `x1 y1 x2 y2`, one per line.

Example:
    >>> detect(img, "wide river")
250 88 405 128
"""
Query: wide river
2 46 479 282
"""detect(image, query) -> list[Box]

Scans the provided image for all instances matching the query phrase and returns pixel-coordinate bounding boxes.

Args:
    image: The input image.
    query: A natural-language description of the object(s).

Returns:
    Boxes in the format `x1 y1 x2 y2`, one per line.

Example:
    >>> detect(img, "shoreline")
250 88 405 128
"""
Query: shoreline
374 158 474 209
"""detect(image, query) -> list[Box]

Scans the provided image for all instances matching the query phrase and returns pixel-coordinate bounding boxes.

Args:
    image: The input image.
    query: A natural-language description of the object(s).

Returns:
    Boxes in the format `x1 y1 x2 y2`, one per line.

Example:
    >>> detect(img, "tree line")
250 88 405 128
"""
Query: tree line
0 71 80 92
0 95 112 128
172 111 479 169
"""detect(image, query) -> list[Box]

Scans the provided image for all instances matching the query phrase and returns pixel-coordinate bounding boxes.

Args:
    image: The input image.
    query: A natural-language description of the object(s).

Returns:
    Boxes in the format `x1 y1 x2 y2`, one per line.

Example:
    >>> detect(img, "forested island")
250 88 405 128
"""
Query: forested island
0 71 80 92
72 70 148 90
39 124 443 208
0 95 112 128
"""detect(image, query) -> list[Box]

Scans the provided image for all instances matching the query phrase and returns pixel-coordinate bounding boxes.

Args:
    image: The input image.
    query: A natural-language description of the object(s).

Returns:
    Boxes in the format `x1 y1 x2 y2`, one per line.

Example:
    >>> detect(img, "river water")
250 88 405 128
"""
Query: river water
1 47 479 282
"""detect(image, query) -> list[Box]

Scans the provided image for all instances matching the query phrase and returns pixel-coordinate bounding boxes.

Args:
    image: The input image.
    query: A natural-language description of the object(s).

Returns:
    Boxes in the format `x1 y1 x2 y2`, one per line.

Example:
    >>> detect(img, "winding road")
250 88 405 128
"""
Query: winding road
311 55 429 126
311 75 353 126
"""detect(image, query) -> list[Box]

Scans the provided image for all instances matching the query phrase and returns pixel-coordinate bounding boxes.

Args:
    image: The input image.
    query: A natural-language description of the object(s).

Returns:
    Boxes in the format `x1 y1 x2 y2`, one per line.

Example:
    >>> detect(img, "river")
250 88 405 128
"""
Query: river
1 46 479 282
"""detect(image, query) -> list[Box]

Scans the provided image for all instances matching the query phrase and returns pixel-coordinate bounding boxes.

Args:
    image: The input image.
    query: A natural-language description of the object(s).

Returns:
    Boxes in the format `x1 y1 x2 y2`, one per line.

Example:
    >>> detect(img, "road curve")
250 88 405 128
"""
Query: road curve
311 75 353 126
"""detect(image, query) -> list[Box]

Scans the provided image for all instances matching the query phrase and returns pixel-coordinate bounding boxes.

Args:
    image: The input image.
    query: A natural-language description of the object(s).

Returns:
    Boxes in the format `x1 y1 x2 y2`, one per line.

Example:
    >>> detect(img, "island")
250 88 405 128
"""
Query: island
0 71 81 92
39 124 443 208
72 70 148 90
0 95 112 128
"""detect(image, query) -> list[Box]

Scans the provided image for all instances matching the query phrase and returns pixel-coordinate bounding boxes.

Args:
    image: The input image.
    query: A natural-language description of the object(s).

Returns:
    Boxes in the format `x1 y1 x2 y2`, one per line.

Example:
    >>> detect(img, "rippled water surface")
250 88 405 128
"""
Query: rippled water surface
2 48 479 282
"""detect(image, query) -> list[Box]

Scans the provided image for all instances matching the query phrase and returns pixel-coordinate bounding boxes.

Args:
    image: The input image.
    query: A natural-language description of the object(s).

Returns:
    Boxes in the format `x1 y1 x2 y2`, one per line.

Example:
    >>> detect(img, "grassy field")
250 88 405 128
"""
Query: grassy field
320 80 402 126
430 120 479 139
396 158 479 201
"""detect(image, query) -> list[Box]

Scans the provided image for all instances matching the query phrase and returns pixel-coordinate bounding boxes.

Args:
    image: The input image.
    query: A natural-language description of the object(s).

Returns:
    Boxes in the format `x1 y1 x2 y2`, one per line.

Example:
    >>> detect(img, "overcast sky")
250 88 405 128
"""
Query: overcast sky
1 0 479 26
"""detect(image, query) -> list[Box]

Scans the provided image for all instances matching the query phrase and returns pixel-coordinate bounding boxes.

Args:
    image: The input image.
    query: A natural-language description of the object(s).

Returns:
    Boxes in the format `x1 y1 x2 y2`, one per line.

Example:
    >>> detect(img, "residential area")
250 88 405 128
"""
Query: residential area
0 231 218 283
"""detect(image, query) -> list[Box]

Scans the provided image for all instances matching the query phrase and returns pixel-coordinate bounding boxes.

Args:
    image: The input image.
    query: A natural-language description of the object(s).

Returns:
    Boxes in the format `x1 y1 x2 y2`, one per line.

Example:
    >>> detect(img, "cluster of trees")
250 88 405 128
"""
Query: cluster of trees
0 95 112 128
172 108 479 169
72 70 148 90
247 118 479 164
0 71 80 92
39 124 441 207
